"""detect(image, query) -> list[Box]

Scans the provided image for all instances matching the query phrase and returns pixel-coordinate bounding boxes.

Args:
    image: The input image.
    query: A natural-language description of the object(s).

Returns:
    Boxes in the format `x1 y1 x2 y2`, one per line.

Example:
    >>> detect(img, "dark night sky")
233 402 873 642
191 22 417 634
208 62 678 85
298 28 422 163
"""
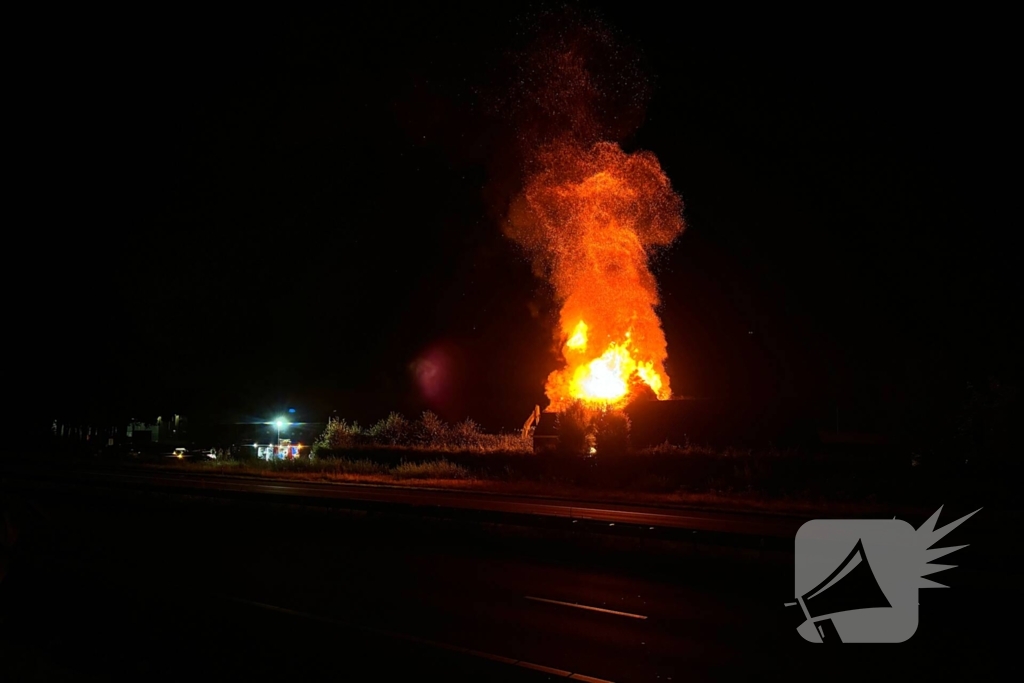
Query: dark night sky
33 5 1018 433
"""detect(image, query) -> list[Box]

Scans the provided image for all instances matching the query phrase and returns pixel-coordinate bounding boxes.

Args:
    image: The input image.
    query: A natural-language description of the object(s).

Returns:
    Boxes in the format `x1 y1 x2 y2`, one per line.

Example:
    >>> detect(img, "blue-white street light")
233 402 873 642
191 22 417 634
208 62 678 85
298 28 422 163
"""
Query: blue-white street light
273 417 289 450
259 417 294 460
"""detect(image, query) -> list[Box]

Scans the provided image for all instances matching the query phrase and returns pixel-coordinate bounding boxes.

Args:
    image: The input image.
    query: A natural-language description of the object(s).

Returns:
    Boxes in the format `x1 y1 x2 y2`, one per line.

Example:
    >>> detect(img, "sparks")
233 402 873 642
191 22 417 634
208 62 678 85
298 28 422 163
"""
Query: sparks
501 20 684 412
508 142 684 411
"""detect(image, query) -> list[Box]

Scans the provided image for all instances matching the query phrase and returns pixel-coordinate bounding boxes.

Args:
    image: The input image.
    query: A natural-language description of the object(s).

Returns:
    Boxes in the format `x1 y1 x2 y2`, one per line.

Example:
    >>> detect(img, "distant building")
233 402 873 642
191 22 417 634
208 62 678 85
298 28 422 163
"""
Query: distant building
127 414 187 443
51 420 118 443
127 421 158 443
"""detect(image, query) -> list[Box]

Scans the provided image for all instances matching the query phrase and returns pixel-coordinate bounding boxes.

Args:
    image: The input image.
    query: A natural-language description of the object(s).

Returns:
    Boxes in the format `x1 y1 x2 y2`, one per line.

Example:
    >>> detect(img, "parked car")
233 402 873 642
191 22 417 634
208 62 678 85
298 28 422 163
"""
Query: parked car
169 447 216 461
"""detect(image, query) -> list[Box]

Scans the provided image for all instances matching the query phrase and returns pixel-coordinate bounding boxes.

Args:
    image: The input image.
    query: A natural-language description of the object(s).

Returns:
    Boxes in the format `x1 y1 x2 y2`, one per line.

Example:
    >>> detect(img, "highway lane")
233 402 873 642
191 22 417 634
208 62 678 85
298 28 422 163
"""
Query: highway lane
4 464 809 538
66 466 1021 561
1 478 1015 681
216 543 776 681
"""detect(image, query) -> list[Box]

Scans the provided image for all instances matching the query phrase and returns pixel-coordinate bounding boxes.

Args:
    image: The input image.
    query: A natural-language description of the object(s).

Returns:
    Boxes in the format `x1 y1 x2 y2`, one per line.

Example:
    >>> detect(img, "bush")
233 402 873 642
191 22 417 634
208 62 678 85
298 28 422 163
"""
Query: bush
450 418 484 449
556 400 594 455
367 412 413 446
311 418 363 457
593 409 630 455
310 411 533 455
415 411 450 446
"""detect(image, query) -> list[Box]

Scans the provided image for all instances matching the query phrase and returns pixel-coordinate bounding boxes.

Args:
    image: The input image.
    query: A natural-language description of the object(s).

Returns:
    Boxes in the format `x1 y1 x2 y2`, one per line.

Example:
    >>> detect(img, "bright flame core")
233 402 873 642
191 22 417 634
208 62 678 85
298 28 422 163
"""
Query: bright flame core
507 141 684 411
561 322 665 405
566 320 589 350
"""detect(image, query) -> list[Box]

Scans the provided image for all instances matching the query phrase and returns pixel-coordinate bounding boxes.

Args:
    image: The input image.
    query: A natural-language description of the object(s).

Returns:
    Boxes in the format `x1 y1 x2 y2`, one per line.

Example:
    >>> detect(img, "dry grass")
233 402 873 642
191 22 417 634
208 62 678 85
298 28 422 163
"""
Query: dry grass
136 457 929 517
391 459 469 479
161 456 469 483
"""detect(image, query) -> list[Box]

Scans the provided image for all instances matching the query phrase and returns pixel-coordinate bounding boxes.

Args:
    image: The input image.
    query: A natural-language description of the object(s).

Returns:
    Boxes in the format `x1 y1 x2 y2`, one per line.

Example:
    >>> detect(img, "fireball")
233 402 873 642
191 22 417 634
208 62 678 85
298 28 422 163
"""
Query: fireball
507 141 684 411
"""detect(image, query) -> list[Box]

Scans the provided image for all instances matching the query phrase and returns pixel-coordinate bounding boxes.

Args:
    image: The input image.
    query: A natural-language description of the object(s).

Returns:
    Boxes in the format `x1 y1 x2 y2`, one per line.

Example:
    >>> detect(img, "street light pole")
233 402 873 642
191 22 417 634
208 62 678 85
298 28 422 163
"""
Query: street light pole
272 417 289 460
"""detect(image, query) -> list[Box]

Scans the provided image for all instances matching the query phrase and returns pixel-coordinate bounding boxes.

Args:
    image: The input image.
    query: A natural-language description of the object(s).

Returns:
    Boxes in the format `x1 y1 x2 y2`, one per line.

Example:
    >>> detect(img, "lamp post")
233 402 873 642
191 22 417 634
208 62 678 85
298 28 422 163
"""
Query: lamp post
274 418 288 444
273 417 289 459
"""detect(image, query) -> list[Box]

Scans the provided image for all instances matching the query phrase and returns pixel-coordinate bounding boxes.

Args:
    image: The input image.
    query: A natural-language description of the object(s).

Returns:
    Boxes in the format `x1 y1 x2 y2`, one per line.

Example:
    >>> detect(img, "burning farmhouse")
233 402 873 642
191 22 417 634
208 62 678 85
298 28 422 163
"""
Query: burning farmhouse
508 141 685 452
500 18 687 453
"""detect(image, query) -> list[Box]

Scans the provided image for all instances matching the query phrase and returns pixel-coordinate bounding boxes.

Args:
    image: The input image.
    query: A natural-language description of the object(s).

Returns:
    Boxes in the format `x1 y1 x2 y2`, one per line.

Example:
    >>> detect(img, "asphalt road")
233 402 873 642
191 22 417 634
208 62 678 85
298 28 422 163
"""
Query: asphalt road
1 472 1018 681
5 465 815 537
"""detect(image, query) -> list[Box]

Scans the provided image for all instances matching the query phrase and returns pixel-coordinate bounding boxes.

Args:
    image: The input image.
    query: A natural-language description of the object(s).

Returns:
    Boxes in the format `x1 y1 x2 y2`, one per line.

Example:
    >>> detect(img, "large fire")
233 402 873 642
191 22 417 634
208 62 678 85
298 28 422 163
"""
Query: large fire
556 320 663 404
507 141 684 412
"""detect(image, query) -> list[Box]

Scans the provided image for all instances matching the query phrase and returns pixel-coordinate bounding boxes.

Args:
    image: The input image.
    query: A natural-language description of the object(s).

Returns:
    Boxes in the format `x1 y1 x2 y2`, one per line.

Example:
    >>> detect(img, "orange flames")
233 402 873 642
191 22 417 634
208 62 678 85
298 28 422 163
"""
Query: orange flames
555 320 664 404
507 141 684 411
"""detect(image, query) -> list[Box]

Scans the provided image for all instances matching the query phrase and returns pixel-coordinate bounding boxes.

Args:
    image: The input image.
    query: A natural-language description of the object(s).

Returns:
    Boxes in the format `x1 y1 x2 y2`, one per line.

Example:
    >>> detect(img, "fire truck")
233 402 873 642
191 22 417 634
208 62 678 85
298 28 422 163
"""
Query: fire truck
256 439 304 460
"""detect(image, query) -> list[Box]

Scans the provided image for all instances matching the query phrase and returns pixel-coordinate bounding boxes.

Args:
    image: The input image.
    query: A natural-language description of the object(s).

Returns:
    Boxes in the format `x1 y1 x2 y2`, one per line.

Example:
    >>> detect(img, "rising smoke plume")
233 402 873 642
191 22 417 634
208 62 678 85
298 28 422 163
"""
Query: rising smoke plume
499 10 685 411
